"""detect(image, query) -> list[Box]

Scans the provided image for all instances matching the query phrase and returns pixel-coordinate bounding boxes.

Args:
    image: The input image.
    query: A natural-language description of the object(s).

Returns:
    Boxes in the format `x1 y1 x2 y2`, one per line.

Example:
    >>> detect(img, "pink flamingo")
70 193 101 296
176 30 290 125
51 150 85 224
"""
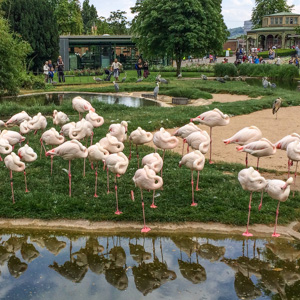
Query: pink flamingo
275 133 300 177
174 122 202 156
153 128 179 177
4 153 25 203
0 137 13 161
53 110 69 126
72 96 95 120
41 128 65 174
28 113 47 135
179 150 205 207
88 143 109 198
18 144 37 192
19 120 31 135
85 110 104 128
236 138 276 171
286 140 300 195
0 120 6 128
0 130 25 148
142 152 163 208
105 152 129 215
133 166 163 233
238 167 267 237
60 122 76 137
129 127 153 167
109 121 128 142
191 108 230 164
46 140 88 197
223 126 262 167
265 177 293 237
5 111 31 126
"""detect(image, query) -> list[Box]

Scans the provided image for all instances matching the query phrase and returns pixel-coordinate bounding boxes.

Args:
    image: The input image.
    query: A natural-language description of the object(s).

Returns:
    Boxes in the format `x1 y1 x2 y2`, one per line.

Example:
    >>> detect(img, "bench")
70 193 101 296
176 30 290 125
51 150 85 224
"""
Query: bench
172 97 189 105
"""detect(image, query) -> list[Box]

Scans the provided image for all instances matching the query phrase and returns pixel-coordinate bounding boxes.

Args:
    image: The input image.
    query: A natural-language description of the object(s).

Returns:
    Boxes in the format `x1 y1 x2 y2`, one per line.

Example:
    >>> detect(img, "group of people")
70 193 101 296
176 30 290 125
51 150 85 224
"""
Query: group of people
289 55 299 67
43 56 65 83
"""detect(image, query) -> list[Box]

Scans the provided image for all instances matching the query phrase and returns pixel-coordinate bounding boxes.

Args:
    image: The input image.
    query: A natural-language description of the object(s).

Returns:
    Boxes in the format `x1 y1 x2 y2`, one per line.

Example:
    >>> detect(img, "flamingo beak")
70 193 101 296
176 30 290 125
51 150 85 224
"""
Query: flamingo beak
276 143 281 149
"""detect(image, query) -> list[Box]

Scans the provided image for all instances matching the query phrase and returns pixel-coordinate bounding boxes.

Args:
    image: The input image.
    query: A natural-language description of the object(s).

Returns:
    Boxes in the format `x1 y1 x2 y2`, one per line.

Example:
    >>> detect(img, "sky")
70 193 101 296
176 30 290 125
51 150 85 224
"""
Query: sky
86 0 300 29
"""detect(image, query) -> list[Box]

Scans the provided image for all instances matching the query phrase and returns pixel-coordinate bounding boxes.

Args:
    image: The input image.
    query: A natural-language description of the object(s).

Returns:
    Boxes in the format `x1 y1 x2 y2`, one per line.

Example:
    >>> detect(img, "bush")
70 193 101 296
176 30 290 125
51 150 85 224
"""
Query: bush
20 73 46 90
149 64 214 73
214 63 238 77
258 49 296 59
163 87 212 100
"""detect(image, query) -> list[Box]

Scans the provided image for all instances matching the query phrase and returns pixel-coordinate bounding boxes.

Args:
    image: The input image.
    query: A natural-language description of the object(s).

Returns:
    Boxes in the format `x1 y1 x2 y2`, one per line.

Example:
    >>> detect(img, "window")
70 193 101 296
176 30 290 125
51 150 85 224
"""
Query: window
286 17 289 24
290 18 293 24
279 17 283 24
271 18 274 25
294 17 298 24
275 17 278 25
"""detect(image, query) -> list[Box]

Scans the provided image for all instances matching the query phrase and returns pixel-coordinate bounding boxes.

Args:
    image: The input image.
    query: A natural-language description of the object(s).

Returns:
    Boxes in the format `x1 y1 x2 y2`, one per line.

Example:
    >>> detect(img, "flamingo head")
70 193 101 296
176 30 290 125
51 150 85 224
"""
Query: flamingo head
46 148 57 157
281 177 293 190
276 143 281 149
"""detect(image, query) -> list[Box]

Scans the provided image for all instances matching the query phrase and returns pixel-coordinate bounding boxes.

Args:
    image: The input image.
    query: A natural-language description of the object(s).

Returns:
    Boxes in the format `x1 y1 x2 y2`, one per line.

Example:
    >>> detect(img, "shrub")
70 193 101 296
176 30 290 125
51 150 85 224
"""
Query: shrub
149 64 214 73
20 73 46 90
214 63 238 77
163 87 212 100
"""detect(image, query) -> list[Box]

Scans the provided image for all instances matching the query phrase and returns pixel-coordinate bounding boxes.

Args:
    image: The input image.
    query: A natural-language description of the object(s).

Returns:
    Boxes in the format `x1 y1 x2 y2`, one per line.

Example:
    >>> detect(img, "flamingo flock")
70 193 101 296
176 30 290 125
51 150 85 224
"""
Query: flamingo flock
0 97 297 236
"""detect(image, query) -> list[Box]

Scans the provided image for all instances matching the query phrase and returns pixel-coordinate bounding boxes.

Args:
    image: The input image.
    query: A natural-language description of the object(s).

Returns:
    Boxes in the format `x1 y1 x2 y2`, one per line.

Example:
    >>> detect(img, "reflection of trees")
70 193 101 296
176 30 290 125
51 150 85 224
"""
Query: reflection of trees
129 238 151 264
171 236 199 257
21 242 39 263
197 239 225 262
31 236 66 255
7 255 28 278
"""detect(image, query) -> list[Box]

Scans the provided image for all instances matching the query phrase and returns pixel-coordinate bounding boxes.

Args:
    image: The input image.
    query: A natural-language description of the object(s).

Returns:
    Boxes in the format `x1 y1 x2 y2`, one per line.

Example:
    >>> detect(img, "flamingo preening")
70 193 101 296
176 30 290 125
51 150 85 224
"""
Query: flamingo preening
72 96 95 120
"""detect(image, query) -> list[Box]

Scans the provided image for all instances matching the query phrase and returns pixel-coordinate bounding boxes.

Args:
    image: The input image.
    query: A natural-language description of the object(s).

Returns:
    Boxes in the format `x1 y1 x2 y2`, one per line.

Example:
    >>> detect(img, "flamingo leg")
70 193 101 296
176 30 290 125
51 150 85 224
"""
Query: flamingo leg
50 155 54 176
187 144 189 153
209 127 213 164
128 140 132 160
136 145 139 169
243 192 253 237
24 170 29 193
288 159 291 178
68 160 72 197
83 157 86 177
0 155 2 161
256 158 260 171
10 170 15 204
272 201 281 237
141 189 151 233
258 190 264 211
115 174 122 215
90 132 94 146
150 190 157 208
40 139 47 159
191 170 197 206
107 167 110 194
245 153 248 168
94 163 98 198
182 139 185 157
196 171 200 191
293 161 298 198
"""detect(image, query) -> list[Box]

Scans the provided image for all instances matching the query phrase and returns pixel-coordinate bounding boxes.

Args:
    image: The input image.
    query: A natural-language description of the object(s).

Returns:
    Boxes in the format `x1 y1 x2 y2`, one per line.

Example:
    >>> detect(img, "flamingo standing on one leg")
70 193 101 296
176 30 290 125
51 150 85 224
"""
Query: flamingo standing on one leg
191 108 230 164
0 137 12 161
109 121 128 142
141 153 163 208
179 151 205 207
4 153 25 203
28 113 47 135
53 110 70 127
223 126 262 167
5 111 31 126
286 140 300 196
41 128 65 174
133 166 163 233
72 96 95 120
275 133 300 177
236 138 276 171
46 140 88 197
153 128 178 177
105 152 129 215
18 144 37 192
129 127 153 167
173 122 202 156
60 122 76 138
85 110 104 128
265 177 293 237
19 120 32 143
238 167 267 237
0 130 25 149
88 143 109 198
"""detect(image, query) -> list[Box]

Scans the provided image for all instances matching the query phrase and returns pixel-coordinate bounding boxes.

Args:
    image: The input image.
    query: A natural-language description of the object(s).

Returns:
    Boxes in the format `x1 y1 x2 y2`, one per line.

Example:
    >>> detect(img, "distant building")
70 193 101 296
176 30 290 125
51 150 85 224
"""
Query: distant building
244 20 253 34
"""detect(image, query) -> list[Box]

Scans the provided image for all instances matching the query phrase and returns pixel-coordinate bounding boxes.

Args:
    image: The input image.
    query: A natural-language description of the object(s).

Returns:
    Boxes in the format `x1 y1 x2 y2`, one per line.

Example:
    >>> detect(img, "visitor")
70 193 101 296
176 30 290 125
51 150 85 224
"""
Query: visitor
111 58 122 81
242 54 247 63
57 58 65 83
43 61 49 83
254 56 259 64
296 45 300 57
57 55 62 65
235 49 240 61
289 57 294 64
48 60 53 70
135 58 143 78
295 56 299 68
143 61 149 78
268 48 273 60
49 67 54 83
259 56 264 64
209 54 213 63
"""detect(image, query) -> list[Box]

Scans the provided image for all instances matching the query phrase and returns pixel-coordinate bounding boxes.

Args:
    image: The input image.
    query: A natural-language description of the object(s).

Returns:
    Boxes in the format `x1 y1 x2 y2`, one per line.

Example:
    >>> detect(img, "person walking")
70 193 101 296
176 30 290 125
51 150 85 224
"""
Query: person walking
143 61 149 78
57 58 65 83
135 58 143 78
43 61 49 83
111 58 122 81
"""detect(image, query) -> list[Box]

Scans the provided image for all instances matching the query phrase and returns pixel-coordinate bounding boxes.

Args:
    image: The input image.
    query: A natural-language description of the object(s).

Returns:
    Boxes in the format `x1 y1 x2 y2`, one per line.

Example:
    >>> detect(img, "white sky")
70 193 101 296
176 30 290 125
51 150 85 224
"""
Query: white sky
85 0 300 29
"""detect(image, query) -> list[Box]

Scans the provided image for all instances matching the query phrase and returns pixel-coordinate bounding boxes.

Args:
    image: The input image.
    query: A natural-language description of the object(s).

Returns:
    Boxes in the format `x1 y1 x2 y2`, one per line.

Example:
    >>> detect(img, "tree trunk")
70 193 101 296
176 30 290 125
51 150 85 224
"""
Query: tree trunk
176 57 182 76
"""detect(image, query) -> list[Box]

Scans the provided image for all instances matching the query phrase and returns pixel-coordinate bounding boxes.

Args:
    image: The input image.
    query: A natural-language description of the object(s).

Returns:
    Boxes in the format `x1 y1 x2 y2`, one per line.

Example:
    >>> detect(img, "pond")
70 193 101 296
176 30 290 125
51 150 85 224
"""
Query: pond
0 230 299 300
1 93 159 108
246 78 300 91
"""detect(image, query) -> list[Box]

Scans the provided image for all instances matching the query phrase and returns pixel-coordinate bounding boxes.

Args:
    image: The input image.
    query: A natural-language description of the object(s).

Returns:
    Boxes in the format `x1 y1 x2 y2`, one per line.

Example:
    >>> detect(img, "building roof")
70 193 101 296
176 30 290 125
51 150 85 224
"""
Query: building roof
248 27 297 33
264 12 300 17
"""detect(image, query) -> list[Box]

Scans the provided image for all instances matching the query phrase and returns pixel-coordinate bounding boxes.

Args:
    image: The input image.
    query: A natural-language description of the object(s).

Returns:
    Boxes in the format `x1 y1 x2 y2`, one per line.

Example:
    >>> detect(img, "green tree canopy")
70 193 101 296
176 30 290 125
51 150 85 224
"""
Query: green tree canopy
0 17 31 95
2 0 59 71
107 10 129 35
131 0 228 75
81 0 98 34
251 0 294 28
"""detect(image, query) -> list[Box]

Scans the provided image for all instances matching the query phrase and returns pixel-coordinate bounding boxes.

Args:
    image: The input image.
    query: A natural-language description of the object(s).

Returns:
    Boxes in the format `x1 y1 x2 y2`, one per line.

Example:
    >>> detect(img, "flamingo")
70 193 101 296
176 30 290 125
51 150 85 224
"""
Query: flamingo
18 144 37 192
265 177 293 237
0 120 6 128
238 167 267 237
0 130 25 147
236 138 276 171
173 122 202 156
46 140 88 197
286 140 300 195
72 96 95 120
53 110 69 126
141 152 163 208
129 127 153 167
105 152 129 215
109 121 128 142
5 111 31 126
19 120 31 135
0 137 13 161
60 122 76 137
4 152 25 203
41 128 65 174
88 143 109 198
133 166 163 233
275 133 300 177
153 128 179 177
223 126 262 167
28 113 47 135
85 110 104 128
191 108 230 164
179 151 205 207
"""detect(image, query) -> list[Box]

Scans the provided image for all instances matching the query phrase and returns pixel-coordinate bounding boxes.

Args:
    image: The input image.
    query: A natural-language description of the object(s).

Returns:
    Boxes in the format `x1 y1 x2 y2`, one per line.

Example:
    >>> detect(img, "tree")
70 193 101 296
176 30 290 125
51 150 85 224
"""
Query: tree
0 17 31 95
81 0 98 34
107 10 129 35
95 17 113 35
131 0 228 75
2 0 59 71
251 0 294 28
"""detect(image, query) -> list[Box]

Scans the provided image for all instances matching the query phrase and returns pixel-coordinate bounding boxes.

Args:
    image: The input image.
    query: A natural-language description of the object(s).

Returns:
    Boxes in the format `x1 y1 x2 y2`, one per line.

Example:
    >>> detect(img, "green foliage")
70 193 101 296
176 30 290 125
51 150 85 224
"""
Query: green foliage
81 0 98 34
251 0 294 28
2 0 59 71
107 10 129 35
214 63 238 77
149 64 214 73
0 17 31 96
258 49 296 58
131 0 228 75
163 88 212 100
20 73 46 90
